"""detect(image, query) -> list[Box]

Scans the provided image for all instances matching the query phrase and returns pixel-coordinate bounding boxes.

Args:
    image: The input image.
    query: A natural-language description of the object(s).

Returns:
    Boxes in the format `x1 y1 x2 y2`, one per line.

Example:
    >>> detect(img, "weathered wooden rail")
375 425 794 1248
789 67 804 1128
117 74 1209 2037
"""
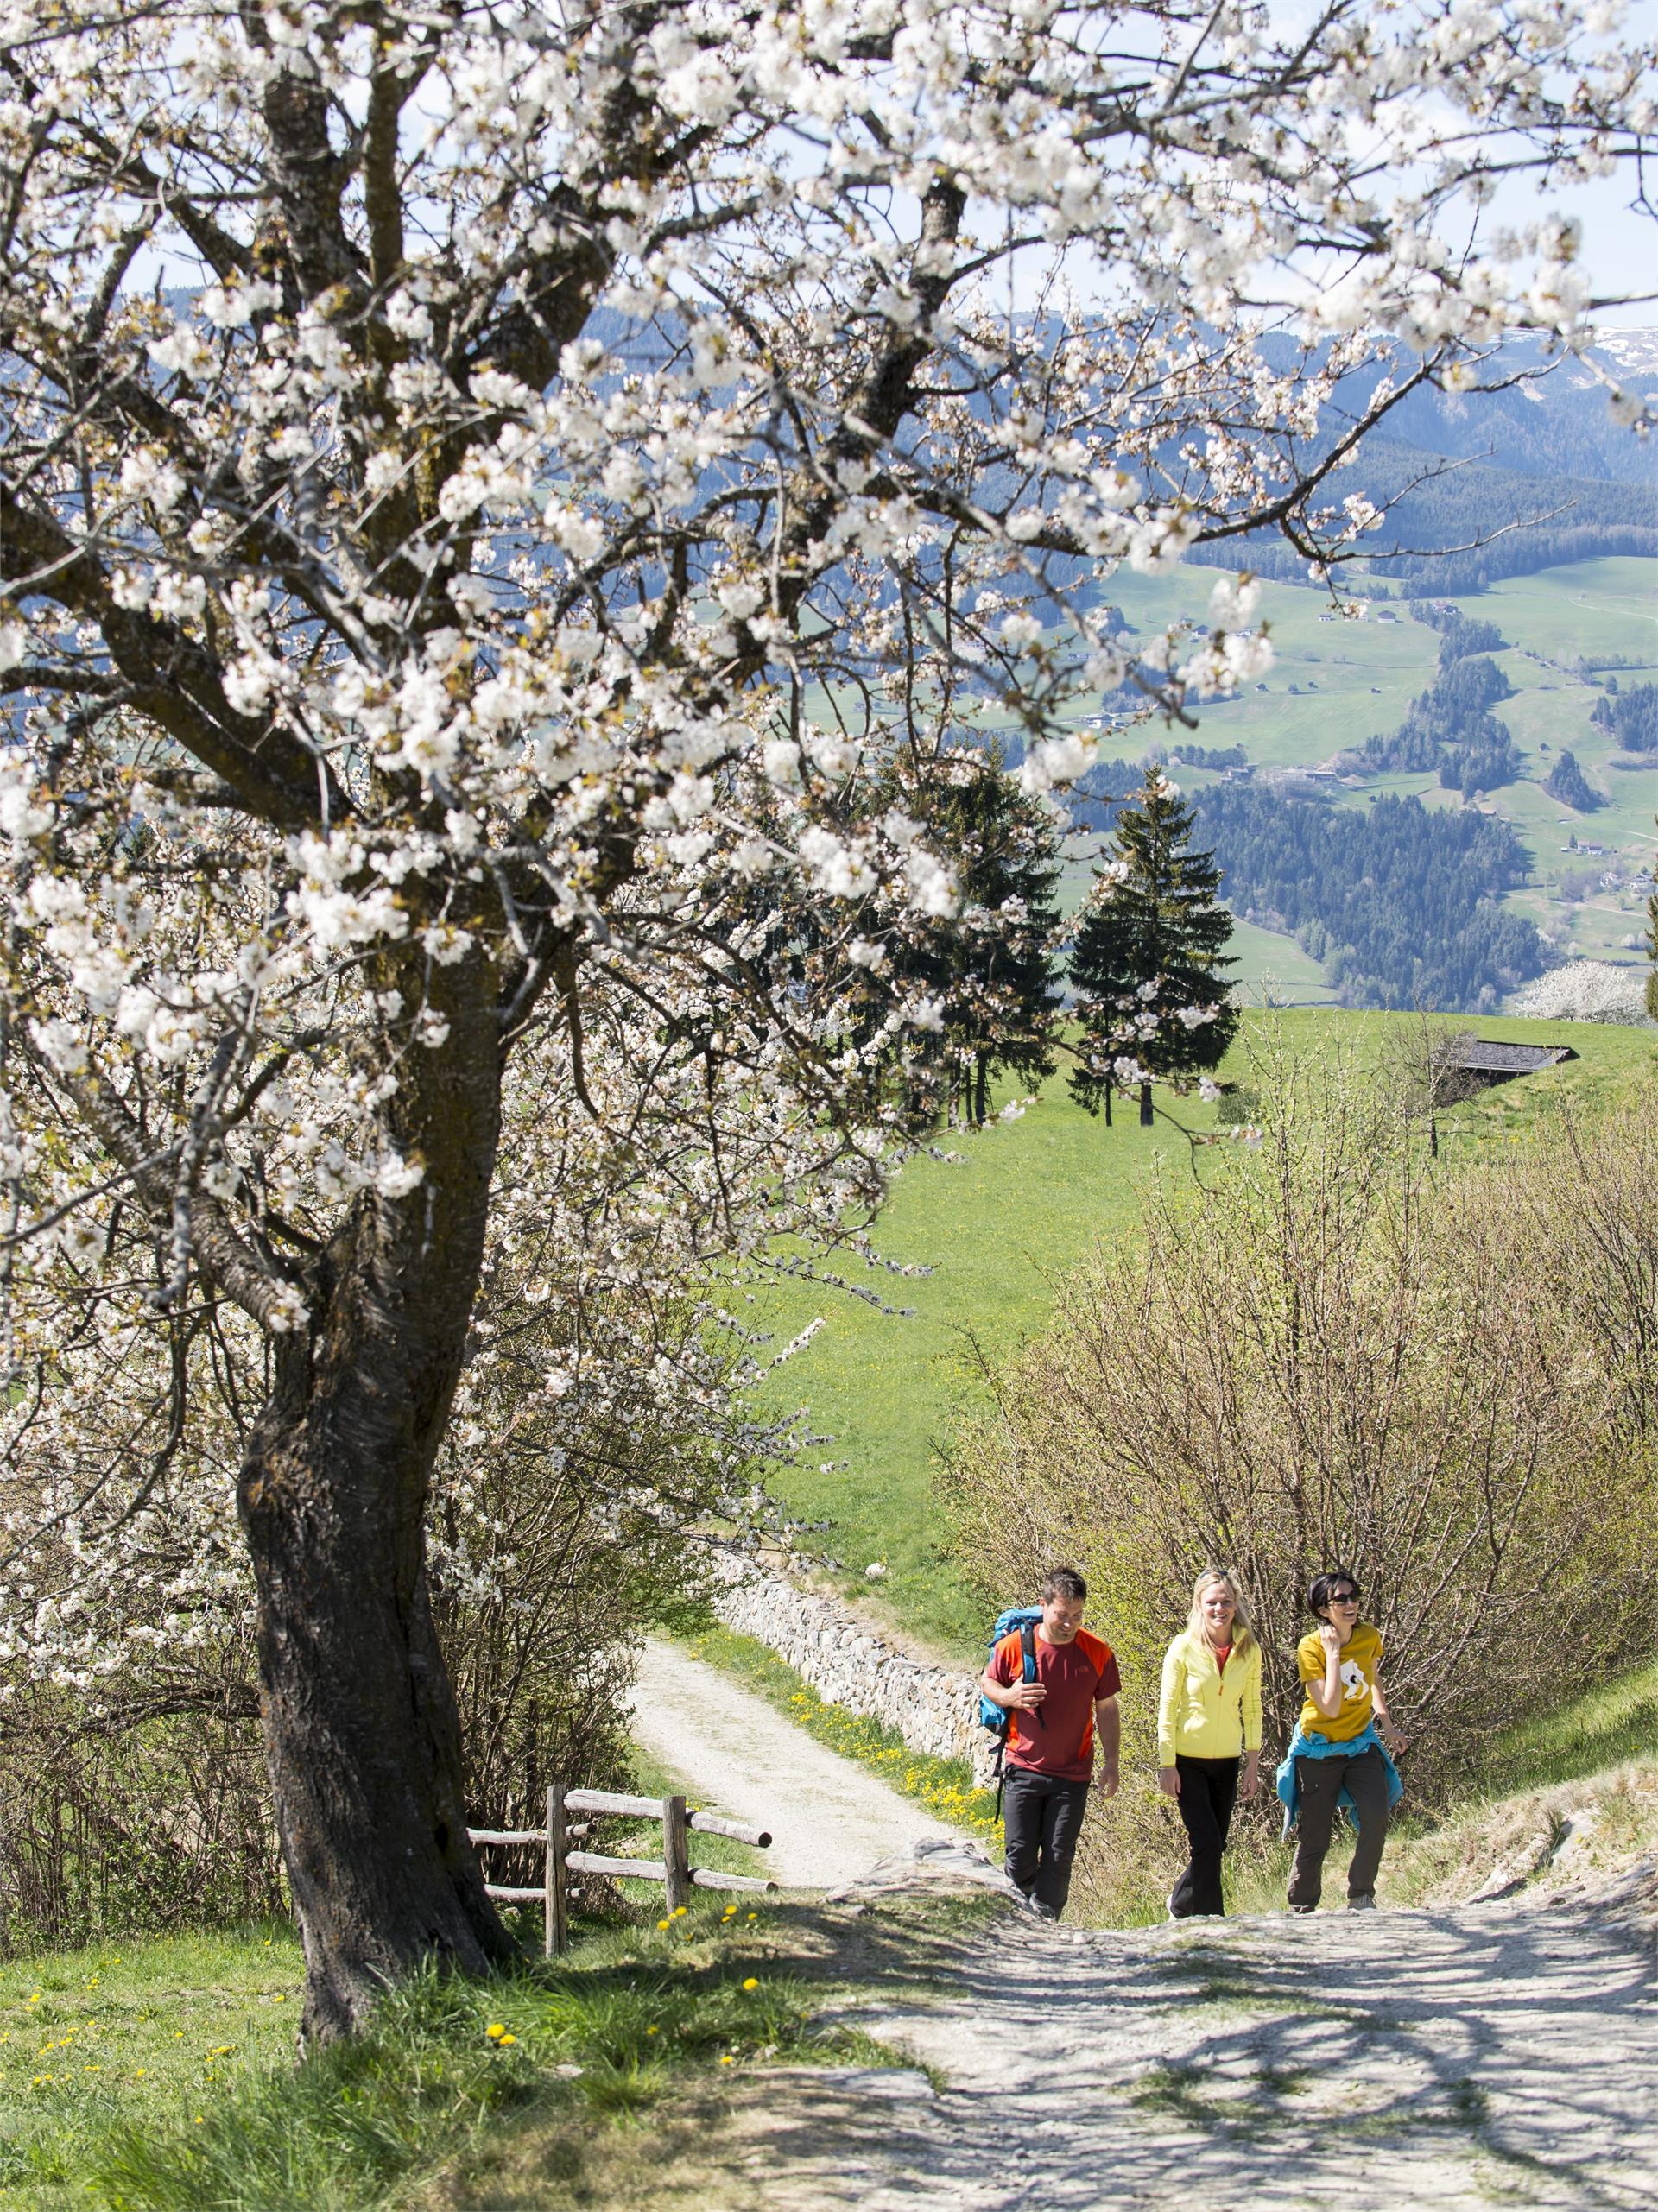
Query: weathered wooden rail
469 1784 775 1956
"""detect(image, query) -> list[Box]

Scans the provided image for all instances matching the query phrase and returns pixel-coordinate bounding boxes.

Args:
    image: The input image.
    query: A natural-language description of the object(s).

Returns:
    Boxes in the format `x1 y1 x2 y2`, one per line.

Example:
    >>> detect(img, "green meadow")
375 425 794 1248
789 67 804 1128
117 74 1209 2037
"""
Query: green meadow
748 1008 1658 1659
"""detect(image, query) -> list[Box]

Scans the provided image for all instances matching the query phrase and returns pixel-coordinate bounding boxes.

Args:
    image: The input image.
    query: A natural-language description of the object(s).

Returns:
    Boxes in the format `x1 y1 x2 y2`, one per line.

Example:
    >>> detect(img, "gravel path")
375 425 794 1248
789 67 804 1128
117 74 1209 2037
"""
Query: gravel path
625 1637 952 1887
738 1856 1658 2210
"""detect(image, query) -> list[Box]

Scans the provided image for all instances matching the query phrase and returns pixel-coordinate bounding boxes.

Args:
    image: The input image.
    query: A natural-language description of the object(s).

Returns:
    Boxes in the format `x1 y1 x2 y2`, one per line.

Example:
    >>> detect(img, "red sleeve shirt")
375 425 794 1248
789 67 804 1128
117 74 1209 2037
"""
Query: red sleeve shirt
988 1626 1120 1781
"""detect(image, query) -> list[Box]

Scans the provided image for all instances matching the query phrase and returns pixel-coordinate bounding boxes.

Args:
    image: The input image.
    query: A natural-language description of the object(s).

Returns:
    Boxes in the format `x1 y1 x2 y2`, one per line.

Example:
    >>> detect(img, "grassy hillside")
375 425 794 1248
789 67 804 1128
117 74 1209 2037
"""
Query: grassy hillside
750 1008 1657 1659
1056 556 1658 998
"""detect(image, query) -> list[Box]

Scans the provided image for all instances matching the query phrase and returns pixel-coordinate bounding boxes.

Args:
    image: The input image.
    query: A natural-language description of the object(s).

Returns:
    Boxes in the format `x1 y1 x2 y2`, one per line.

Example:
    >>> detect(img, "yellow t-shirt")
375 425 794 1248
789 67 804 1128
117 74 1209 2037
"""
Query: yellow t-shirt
1297 1621 1384 1742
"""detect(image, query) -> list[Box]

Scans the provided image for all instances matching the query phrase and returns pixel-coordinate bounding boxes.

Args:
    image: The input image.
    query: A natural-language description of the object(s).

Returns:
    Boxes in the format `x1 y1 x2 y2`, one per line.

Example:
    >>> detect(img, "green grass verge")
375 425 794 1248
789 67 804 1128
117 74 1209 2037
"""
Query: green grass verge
2 1905 890 2212
1485 1654 1658 1797
0 1924 303 2210
679 1622 1001 1842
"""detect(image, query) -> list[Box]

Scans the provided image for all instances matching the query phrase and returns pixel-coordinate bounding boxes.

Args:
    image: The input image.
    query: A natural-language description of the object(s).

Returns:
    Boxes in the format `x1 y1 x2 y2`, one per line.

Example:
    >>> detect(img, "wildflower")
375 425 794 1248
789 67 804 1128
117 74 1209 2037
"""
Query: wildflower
646 2025 660 2036
656 1918 672 1931
672 1906 687 1918
719 2053 735 2065
485 2022 509 2042
742 1978 759 1992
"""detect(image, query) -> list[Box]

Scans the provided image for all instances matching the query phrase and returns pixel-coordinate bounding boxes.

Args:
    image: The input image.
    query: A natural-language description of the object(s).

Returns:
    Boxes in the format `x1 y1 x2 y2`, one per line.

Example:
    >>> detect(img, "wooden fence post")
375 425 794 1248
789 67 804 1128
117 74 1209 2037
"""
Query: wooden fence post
662 1793 690 1915
546 1782 568 1958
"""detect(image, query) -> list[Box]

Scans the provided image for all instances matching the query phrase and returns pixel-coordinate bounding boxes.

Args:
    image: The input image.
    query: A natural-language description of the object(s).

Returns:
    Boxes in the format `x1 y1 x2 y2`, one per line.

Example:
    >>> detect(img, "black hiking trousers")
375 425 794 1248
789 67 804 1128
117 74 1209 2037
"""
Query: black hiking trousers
1287 1744 1392 1908
1002 1767 1090 1917
1169 1754 1240 1918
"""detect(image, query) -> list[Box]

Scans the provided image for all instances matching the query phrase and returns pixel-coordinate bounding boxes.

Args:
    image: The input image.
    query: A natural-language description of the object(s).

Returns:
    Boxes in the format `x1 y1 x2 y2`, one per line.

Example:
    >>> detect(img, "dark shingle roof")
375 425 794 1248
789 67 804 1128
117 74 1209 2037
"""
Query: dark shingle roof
1440 1039 1576 1076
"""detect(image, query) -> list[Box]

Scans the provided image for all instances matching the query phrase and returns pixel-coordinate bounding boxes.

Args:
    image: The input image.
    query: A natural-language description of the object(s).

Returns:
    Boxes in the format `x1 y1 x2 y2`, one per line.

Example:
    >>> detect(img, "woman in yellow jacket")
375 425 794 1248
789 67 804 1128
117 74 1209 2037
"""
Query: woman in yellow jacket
1157 1568 1262 1918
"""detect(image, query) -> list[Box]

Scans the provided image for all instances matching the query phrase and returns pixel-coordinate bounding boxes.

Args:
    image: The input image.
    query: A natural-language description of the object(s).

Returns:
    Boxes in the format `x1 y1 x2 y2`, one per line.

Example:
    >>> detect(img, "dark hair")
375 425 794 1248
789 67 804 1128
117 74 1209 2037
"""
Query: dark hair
1041 1565 1088 1604
1307 1569 1361 1618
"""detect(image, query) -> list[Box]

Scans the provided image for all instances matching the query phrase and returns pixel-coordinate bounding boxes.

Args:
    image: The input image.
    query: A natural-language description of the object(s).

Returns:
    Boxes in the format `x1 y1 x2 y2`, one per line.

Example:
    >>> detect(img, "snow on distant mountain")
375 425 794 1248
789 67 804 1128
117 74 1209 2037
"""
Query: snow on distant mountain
1593 327 1658 378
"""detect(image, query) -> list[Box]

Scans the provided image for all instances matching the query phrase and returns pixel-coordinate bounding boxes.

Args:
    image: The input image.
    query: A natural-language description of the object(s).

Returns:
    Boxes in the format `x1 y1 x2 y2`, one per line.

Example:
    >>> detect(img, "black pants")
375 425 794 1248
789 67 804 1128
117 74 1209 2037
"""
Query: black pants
1002 1768 1090 1917
1169 1754 1239 1918
1288 1746 1392 1908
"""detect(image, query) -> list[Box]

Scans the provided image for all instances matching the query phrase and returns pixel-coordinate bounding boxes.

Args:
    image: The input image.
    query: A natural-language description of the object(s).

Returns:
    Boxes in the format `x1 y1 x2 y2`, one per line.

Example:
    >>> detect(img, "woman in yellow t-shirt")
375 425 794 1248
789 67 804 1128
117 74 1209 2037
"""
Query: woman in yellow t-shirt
1286 1569 1408 1913
1156 1568 1262 1918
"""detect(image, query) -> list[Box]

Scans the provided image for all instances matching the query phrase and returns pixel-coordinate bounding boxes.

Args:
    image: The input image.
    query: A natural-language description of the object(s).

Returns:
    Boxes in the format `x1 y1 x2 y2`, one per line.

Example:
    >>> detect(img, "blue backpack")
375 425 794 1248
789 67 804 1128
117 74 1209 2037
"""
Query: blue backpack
980 1607 1047 1766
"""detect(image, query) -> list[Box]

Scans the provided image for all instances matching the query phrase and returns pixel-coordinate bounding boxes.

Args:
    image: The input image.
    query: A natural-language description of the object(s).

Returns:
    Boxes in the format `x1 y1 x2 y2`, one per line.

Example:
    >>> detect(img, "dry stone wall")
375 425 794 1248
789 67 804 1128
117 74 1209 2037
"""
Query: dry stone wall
709 1554 997 1785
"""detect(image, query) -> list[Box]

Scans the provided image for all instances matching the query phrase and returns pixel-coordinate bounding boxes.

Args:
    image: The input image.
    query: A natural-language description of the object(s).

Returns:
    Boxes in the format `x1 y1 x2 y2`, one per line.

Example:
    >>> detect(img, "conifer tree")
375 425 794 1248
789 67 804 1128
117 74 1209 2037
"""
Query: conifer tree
884 747 1065 1127
1069 768 1239 1127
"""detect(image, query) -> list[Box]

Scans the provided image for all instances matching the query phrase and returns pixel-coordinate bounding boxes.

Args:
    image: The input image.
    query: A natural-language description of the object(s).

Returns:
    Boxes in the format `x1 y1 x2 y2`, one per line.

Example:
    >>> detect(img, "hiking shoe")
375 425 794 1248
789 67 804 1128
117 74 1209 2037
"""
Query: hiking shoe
1290 1903 1316 1915
1348 1893 1377 1912
1166 1892 1180 1922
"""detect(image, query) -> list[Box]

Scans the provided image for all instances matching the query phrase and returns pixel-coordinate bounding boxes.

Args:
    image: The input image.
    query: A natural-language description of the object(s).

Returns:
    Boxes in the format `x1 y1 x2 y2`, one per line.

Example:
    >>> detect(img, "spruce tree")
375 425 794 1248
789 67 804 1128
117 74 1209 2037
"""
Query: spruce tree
1069 767 1239 1128
884 746 1065 1127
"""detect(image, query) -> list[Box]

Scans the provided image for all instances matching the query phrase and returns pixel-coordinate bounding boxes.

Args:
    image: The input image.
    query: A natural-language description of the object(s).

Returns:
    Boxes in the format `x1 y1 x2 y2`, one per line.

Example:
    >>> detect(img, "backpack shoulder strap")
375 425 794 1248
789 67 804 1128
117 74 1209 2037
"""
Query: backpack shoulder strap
1020 1619 1047 1728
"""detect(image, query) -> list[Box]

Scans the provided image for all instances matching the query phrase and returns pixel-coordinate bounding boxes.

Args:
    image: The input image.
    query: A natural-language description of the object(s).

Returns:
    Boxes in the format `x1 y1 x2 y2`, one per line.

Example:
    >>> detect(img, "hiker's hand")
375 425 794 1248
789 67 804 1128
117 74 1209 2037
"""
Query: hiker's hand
1157 1765 1180 1799
1379 1720 1408 1755
1240 1754 1260 1801
1318 1622 1343 1659
1004 1681 1047 1710
1098 1759 1120 1799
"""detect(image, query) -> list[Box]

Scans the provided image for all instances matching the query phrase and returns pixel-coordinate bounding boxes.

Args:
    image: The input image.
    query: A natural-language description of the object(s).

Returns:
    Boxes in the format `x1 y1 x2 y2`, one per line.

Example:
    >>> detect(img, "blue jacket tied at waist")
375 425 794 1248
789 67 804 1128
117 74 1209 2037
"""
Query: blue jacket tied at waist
1275 1721 1403 1840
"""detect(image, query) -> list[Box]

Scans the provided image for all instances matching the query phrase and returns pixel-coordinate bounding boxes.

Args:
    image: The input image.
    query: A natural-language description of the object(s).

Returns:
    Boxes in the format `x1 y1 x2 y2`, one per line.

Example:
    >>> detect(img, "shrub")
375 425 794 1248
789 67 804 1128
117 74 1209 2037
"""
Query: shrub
938 1033 1658 1913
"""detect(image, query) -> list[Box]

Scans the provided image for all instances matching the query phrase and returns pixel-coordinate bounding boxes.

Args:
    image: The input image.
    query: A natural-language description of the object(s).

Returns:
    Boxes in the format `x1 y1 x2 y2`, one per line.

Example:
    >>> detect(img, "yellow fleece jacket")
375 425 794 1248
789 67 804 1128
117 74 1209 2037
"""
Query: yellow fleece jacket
1156 1629 1262 1765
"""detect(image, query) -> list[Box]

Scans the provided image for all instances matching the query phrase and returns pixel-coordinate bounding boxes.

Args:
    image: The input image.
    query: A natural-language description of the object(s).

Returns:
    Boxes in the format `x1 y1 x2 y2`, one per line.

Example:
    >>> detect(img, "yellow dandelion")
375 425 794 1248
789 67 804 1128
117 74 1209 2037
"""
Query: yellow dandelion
645 2025 660 2036
719 2053 735 2065
656 1918 672 1931
499 2032 517 2045
485 2022 508 2041
672 1905 687 1918
742 1977 759 1992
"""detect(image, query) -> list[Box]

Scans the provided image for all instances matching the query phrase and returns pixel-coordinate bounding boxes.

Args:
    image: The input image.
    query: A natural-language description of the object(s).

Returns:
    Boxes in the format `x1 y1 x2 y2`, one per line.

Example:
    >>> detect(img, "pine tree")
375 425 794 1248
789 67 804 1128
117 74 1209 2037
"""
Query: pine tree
884 746 1065 1127
1069 767 1239 1128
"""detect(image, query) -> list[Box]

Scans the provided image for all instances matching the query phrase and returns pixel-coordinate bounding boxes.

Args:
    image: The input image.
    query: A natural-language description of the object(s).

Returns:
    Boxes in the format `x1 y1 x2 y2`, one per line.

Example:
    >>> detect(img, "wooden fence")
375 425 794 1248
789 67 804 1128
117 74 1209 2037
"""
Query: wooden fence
469 1785 775 1956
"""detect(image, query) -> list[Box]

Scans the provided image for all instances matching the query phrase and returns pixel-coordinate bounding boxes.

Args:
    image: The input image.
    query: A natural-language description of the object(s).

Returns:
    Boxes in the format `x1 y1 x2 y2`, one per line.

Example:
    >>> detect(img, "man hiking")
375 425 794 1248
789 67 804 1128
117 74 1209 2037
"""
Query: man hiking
979 1565 1121 1918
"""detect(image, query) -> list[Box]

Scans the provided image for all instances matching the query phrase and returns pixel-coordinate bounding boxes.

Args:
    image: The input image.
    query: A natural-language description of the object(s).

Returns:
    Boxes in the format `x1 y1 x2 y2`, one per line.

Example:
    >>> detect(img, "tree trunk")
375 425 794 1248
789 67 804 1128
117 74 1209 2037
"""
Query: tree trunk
1139 1079 1154 1128
1104 1082 1112 1127
236 955 514 2042
974 1051 989 1128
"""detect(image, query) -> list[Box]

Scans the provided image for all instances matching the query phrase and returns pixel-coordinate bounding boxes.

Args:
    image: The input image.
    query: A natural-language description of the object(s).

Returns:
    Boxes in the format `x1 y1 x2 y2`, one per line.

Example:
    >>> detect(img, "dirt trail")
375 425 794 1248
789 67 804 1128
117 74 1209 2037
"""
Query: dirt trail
734 1855 1658 2211
625 1637 953 1887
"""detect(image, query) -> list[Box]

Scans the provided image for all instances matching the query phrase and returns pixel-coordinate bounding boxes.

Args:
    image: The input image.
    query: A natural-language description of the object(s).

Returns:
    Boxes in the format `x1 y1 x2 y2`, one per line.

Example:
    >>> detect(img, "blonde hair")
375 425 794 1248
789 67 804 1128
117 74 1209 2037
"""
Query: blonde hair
1187 1567 1254 1657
